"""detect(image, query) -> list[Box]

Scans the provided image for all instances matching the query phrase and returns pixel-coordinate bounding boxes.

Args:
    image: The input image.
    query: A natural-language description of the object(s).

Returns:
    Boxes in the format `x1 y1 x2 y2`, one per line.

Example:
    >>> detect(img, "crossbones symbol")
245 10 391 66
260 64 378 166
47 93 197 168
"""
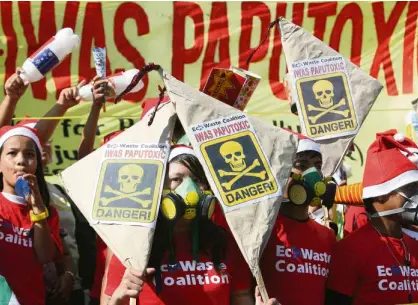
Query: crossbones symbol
101 185 152 207
218 159 265 191
308 98 350 124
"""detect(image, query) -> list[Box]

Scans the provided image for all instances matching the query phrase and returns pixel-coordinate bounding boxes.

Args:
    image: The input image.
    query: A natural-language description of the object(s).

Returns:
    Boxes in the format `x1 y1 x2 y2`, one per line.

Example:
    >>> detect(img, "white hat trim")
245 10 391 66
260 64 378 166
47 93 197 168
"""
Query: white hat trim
297 138 321 154
169 146 196 162
362 169 418 199
0 127 42 152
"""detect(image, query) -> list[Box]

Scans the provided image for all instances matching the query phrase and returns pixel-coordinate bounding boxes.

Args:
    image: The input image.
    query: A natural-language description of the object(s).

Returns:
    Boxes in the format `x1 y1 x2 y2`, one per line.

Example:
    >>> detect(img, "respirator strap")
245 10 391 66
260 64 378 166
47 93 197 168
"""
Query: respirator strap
371 208 405 218
192 219 200 262
155 268 163 295
167 228 179 271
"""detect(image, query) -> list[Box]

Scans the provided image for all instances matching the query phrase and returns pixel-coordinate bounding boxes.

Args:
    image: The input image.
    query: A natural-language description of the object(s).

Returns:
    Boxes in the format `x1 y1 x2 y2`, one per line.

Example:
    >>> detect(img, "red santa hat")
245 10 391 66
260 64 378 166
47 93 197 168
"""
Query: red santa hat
17 118 38 129
0 125 42 152
362 129 418 199
169 144 196 162
282 128 321 154
140 96 170 120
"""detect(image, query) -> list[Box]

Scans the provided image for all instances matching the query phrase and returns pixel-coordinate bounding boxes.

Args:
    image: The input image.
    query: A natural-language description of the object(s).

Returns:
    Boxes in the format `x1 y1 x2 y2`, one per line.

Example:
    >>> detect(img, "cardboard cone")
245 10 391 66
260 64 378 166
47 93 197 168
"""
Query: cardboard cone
60 102 177 305
162 70 298 301
277 17 383 176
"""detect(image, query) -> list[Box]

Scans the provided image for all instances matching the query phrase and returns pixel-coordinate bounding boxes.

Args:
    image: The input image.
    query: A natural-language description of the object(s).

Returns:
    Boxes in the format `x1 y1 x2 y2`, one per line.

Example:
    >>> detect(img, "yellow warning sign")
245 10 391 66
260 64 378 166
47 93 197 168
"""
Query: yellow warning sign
201 130 278 207
296 71 358 139
92 159 163 224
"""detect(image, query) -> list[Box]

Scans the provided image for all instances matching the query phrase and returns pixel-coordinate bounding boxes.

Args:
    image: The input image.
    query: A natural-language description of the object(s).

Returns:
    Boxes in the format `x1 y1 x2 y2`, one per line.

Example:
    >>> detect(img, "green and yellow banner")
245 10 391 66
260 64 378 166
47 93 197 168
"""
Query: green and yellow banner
0 1 417 182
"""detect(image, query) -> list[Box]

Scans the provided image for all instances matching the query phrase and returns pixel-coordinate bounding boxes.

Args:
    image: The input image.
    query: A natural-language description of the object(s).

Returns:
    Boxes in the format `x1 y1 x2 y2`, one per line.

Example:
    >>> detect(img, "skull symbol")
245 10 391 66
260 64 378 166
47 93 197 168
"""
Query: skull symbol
118 164 144 193
312 80 334 108
219 141 246 172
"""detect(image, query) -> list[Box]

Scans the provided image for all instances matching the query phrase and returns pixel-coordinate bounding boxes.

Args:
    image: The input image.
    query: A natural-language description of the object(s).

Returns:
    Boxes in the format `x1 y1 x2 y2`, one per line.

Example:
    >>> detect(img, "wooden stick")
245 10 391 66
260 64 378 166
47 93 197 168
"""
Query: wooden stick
129 297 136 305
255 267 269 304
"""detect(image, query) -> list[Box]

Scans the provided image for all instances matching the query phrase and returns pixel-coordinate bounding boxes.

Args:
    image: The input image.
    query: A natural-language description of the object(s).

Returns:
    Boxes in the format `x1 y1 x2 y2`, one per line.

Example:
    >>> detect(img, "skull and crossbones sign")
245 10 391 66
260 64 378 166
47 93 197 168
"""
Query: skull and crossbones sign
217 141 266 191
101 164 152 208
308 80 350 124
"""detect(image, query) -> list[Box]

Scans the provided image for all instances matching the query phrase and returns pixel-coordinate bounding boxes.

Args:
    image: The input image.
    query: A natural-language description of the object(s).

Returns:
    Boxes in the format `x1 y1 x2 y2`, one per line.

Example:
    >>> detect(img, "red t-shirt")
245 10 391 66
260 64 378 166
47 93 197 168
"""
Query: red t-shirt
261 214 336 305
344 206 369 237
0 193 62 305
90 236 108 299
327 223 418 305
211 203 229 231
105 231 251 305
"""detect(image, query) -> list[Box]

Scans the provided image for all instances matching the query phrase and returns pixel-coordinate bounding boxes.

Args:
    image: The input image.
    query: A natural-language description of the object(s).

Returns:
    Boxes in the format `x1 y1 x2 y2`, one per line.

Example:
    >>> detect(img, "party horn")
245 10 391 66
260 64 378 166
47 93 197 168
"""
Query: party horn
334 183 363 206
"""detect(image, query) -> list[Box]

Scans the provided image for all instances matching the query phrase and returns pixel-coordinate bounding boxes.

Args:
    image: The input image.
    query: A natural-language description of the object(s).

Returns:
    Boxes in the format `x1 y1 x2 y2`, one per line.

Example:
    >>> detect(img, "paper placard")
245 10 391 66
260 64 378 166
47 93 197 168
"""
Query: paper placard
290 56 359 140
190 113 280 212
90 142 169 228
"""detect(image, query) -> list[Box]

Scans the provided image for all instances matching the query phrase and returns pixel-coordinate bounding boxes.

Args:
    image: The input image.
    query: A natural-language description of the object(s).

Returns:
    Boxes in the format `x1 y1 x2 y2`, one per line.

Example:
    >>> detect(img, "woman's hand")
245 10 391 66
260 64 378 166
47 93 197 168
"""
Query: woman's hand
4 68 29 102
112 268 155 303
92 76 113 104
255 287 280 305
48 272 73 304
22 174 45 213
57 80 86 110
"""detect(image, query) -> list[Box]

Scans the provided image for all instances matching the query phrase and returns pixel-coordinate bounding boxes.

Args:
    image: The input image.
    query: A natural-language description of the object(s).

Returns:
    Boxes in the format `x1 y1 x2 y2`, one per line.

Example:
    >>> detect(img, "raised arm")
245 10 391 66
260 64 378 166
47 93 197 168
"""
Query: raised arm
0 68 29 127
35 80 86 145
78 76 109 159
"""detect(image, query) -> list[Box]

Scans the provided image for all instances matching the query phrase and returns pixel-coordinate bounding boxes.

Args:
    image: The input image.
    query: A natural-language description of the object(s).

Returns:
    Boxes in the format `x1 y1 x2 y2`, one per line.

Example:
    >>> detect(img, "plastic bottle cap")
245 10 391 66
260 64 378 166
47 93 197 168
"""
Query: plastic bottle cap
18 73 29 84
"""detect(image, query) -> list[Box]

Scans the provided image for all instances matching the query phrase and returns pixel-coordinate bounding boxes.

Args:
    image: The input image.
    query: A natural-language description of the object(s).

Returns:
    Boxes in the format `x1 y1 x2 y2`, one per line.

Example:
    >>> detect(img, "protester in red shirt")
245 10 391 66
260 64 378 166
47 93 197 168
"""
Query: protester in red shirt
102 145 252 305
260 132 336 305
326 130 418 305
0 125 63 305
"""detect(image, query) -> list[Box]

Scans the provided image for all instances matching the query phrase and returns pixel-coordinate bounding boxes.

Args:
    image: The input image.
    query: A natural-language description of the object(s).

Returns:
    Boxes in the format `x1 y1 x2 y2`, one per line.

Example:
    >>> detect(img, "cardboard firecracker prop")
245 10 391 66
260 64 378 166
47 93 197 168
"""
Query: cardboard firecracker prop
277 17 383 176
162 69 298 301
202 66 261 111
60 100 176 305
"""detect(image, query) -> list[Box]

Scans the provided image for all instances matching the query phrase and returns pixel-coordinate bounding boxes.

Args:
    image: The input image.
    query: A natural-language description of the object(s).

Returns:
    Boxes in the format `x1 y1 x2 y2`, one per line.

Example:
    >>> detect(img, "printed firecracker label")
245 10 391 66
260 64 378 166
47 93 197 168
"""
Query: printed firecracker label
202 68 246 107
190 113 281 212
202 67 261 111
91 143 169 228
290 56 359 140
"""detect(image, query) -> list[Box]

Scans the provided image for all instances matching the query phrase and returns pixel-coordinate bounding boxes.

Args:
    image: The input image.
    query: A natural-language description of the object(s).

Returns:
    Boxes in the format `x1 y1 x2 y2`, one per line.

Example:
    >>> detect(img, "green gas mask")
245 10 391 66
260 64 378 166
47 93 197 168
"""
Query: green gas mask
161 177 216 222
160 177 217 267
288 167 334 207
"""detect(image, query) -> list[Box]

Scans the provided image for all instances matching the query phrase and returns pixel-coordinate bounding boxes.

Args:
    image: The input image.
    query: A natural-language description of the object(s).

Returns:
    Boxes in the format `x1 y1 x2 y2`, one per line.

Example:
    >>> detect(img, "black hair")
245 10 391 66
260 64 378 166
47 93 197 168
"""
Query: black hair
294 150 322 163
170 153 210 187
148 153 227 270
0 145 51 208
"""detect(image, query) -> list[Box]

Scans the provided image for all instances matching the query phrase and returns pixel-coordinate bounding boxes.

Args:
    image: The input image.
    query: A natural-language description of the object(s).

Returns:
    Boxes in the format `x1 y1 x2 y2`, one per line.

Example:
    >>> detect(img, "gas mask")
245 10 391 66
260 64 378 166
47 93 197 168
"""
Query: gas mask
371 191 418 225
160 177 216 223
160 177 217 268
287 167 336 208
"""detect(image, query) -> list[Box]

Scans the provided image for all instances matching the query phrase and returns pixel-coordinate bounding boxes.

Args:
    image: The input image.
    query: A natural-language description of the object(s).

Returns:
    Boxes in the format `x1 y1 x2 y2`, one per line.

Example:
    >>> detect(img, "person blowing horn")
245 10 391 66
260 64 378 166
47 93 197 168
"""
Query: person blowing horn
326 130 418 305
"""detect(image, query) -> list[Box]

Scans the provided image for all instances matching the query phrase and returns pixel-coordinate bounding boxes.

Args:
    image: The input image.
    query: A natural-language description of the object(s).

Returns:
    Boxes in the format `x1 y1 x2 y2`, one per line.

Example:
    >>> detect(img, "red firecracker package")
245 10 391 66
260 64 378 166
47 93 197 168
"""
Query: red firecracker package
202 66 260 110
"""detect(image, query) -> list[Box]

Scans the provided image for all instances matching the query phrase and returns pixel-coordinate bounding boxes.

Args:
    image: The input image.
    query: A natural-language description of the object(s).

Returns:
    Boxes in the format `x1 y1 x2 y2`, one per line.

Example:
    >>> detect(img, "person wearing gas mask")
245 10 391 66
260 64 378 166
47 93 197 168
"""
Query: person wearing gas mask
259 132 336 305
326 130 418 305
102 145 253 305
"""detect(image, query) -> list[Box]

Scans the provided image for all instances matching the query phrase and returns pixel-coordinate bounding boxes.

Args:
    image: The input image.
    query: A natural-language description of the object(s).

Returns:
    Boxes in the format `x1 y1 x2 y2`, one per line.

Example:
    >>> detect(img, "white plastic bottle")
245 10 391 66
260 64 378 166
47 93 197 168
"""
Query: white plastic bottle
79 69 144 101
19 28 80 83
